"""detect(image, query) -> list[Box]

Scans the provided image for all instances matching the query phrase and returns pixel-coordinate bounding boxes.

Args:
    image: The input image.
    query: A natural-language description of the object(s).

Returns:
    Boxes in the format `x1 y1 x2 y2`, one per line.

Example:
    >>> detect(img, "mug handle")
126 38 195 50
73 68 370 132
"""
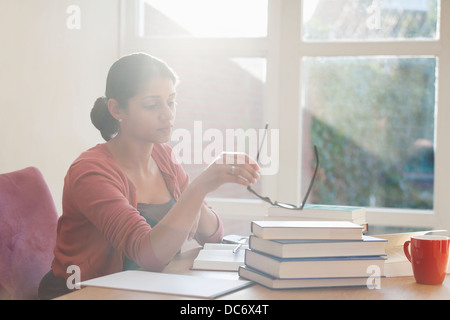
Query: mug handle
403 240 412 262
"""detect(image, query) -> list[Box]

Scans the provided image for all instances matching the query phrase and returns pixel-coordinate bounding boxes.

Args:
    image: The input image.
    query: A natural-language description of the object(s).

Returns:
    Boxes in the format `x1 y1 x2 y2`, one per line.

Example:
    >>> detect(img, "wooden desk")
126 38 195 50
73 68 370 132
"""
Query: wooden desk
56 247 450 300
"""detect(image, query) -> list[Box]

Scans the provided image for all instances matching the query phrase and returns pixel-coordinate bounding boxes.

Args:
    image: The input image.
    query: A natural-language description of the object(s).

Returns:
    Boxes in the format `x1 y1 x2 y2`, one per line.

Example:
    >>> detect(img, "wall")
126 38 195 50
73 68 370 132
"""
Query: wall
0 0 120 214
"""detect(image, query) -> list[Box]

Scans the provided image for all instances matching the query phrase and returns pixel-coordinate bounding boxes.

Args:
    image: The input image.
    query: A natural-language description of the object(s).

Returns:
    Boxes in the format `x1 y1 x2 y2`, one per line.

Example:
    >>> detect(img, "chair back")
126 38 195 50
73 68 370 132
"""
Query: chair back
0 167 58 300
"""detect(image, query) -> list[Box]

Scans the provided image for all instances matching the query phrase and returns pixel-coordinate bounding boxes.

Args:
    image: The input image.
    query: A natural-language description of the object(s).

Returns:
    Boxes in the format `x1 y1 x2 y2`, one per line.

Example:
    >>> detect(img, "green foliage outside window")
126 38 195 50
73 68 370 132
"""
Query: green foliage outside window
305 57 436 209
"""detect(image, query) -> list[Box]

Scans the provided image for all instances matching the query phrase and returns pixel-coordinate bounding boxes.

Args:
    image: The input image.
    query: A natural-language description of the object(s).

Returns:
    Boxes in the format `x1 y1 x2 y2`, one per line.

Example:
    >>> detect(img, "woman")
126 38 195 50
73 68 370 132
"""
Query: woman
38 53 260 299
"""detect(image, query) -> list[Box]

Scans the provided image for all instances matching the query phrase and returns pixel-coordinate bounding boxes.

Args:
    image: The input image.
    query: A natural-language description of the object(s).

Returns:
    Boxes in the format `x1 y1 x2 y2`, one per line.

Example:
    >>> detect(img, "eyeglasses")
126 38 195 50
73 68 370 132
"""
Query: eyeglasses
247 124 320 210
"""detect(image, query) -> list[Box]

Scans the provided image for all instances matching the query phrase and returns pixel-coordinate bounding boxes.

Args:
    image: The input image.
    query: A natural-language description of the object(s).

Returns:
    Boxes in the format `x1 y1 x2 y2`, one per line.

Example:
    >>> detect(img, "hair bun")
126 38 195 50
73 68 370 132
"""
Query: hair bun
90 96 119 141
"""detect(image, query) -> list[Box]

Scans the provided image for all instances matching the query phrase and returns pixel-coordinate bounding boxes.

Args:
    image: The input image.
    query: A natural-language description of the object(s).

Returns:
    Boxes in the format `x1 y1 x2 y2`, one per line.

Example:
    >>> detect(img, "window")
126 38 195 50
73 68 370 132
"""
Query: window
302 0 439 41
139 0 268 38
296 0 444 227
122 0 269 202
302 56 436 210
121 0 450 228
164 55 267 198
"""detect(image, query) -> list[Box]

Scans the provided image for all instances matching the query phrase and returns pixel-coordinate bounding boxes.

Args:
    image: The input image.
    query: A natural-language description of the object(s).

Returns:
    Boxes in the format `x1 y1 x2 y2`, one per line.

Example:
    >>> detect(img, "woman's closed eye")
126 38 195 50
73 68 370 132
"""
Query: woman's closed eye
143 100 176 110
143 104 159 110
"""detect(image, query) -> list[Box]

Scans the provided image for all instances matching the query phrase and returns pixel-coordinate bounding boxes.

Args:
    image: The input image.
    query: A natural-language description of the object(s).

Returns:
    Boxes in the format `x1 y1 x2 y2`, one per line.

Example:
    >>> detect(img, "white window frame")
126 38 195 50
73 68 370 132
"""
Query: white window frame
120 0 450 230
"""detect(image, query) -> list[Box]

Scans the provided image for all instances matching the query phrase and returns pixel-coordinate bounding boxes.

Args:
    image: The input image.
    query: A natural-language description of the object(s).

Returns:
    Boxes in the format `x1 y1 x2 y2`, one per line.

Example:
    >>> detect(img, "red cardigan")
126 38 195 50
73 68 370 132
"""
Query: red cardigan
52 143 223 281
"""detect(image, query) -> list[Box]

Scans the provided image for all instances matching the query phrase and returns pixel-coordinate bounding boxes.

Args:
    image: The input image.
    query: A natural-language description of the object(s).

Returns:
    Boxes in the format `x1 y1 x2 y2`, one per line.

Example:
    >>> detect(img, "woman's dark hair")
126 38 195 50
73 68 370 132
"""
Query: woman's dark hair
90 53 178 141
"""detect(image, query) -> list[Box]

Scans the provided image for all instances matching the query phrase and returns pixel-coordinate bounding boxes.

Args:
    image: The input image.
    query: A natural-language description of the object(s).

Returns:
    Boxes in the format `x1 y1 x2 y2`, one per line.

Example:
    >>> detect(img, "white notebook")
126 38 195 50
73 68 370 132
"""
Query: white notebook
80 270 252 299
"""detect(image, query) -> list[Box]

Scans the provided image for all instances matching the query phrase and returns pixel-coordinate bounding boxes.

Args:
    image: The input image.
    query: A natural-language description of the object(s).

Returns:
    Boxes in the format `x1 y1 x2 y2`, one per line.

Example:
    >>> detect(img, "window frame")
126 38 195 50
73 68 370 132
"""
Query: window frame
120 0 450 230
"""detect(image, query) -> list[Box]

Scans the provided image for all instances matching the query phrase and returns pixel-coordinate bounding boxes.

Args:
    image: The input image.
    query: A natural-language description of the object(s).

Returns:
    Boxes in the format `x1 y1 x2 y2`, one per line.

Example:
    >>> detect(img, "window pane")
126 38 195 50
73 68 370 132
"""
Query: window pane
302 0 439 41
161 56 266 198
141 0 268 38
301 56 436 210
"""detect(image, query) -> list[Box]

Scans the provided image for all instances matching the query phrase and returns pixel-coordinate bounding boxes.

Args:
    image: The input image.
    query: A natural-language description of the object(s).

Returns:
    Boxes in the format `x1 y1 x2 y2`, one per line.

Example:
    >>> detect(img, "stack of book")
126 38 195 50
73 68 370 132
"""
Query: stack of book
238 220 387 289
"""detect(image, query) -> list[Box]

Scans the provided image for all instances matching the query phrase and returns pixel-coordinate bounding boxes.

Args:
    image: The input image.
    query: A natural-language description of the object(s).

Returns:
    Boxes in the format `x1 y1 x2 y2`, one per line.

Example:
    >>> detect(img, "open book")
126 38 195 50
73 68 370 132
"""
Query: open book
192 243 249 271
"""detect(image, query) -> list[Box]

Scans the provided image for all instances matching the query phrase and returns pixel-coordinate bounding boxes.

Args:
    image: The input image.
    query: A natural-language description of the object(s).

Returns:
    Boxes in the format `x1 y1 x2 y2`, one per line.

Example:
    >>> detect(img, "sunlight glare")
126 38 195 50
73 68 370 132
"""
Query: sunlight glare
144 0 268 37
302 0 319 22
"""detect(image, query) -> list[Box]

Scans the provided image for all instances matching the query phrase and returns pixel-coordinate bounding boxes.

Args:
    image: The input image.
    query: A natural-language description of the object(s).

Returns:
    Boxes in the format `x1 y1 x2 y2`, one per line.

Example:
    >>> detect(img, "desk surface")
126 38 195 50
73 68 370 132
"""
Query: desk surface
57 247 450 300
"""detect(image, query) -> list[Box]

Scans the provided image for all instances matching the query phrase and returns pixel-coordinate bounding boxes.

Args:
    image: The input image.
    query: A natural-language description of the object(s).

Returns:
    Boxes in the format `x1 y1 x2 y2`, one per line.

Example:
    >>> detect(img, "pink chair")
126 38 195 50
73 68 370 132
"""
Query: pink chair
0 167 58 300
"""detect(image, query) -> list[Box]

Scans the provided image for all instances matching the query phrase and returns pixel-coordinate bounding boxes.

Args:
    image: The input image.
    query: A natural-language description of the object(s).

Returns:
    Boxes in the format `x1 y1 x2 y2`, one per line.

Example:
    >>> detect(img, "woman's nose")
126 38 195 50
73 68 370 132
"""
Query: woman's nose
160 103 175 120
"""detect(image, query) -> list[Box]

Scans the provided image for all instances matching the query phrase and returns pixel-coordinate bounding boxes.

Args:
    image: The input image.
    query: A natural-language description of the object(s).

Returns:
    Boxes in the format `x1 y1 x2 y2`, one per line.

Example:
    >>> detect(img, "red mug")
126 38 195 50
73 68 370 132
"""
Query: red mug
403 235 450 285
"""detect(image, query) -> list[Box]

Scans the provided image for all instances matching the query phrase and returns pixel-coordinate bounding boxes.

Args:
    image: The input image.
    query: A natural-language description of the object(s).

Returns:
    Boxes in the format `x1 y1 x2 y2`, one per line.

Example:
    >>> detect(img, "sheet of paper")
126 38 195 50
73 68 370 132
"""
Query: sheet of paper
80 270 252 299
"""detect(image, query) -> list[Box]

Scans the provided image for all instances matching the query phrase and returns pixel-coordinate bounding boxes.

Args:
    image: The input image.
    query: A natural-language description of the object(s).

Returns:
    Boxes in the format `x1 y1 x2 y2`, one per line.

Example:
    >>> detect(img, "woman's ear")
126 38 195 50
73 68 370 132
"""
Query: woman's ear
107 98 124 122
